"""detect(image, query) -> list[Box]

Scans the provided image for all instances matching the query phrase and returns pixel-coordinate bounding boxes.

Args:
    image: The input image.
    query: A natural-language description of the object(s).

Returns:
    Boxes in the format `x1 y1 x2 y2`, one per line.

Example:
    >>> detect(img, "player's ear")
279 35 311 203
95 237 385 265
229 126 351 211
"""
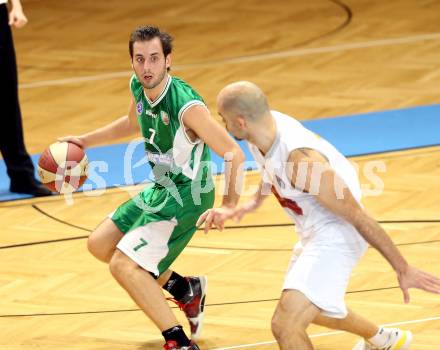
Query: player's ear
237 116 247 129
165 54 172 70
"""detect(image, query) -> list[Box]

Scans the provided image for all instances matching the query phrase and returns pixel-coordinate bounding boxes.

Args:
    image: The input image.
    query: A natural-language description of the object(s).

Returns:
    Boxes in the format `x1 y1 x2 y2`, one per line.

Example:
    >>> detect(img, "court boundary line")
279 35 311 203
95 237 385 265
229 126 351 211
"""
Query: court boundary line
19 32 440 89
210 315 440 350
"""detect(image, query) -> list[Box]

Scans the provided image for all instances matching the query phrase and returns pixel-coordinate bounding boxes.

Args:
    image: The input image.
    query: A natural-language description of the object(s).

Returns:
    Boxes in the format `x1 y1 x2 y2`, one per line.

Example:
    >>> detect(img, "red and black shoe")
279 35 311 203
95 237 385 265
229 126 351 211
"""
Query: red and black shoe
169 276 207 340
163 340 201 350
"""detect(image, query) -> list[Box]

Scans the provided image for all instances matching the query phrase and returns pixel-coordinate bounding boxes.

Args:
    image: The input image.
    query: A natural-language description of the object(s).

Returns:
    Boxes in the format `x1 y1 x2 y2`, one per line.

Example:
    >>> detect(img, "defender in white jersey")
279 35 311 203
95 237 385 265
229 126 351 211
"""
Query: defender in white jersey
199 81 440 350
247 110 369 319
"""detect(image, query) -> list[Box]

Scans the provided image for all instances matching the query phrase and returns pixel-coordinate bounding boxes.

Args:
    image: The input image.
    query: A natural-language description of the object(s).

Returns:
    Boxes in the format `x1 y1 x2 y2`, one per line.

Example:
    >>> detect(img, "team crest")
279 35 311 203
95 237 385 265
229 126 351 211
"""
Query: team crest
161 111 170 125
136 101 143 115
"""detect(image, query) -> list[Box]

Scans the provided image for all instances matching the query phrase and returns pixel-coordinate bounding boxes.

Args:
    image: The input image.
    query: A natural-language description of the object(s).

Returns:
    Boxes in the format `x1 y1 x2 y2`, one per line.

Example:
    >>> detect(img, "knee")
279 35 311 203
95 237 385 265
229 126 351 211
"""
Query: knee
271 313 285 341
87 235 111 262
87 235 102 259
271 310 309 342
109 250 138 279
87 235 98 255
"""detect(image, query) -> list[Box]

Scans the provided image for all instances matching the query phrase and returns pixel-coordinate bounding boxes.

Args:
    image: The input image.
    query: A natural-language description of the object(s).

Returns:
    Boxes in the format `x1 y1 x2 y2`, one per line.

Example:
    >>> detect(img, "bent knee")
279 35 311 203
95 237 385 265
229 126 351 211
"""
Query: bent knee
87 223 122 263
271 315 308 342
271 308 310 339
109 250 138 277
271 315 284 340
87 235 112 262
87 235 98 255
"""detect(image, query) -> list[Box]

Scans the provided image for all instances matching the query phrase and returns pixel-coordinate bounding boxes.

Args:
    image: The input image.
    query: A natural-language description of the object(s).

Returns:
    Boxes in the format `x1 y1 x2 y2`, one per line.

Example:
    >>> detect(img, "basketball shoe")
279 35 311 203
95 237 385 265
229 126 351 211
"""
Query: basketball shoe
163 340 200 350
352 328 412 350
169 276 207 340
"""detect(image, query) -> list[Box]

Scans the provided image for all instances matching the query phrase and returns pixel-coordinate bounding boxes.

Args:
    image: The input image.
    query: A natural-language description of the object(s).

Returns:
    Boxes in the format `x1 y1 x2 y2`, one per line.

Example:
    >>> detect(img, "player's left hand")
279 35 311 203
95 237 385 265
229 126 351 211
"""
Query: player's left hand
397 265 440 303
9 7 28 28
196 206 237 234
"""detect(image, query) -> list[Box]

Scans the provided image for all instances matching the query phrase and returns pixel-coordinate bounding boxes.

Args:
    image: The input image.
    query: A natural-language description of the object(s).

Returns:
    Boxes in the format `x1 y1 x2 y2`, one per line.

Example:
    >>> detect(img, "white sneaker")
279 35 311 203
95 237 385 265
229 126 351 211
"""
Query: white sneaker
352 328 412 350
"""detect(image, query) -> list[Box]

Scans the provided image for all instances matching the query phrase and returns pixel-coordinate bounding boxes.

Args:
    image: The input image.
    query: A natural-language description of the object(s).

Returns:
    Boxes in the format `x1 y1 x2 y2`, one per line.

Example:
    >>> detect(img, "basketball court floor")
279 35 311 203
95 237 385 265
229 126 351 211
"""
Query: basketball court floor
1 1 439 349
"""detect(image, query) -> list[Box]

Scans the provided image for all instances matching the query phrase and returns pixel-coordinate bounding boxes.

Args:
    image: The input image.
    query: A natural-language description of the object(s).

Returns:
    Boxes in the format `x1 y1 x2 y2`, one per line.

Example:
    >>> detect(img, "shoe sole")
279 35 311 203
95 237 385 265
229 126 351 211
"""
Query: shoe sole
191 275 207 341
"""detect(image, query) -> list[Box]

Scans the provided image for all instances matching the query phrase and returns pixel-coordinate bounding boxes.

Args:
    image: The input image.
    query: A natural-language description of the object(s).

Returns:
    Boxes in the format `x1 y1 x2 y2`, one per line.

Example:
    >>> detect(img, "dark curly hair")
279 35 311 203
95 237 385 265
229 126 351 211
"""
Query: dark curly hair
129 26 173 59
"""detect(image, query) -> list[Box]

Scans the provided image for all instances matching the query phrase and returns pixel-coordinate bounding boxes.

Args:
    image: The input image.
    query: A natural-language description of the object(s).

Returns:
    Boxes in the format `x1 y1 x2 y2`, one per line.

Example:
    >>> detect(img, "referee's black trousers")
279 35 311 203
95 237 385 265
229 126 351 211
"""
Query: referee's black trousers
0 3 36 187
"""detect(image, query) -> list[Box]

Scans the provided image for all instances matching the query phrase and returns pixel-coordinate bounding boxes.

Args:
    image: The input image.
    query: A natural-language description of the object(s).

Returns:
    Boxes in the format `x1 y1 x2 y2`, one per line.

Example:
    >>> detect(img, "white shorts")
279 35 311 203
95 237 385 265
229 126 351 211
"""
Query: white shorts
283 221 368 318
116 219 177 277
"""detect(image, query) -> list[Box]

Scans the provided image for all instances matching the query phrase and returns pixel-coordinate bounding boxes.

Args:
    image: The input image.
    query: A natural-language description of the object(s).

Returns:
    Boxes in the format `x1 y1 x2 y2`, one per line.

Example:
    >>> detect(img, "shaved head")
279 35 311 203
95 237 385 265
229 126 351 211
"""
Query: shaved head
217 81 270 121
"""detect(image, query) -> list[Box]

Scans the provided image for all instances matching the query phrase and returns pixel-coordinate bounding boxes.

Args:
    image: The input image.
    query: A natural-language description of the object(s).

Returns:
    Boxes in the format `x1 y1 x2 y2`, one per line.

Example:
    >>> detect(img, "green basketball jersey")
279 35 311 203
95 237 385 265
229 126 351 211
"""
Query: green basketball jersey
130 74 213 192
110 74 216 275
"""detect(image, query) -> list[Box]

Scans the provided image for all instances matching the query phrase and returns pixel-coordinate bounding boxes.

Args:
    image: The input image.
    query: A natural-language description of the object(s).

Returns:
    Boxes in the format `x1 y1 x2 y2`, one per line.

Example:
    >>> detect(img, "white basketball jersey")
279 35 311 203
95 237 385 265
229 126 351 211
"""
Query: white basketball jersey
248 111 364 239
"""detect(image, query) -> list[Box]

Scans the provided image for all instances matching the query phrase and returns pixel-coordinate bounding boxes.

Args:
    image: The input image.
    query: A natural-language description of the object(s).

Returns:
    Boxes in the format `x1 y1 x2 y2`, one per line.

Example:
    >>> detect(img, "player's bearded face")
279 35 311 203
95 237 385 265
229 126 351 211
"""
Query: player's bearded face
132 39 169 90
140 61 167 89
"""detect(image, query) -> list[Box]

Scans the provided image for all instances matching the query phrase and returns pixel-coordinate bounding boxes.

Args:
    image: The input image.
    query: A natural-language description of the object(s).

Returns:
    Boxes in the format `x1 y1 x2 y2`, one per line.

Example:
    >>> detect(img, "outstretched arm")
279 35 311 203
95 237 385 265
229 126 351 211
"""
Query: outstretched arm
287 148 440 303
181 105 245 232
231 179 272 223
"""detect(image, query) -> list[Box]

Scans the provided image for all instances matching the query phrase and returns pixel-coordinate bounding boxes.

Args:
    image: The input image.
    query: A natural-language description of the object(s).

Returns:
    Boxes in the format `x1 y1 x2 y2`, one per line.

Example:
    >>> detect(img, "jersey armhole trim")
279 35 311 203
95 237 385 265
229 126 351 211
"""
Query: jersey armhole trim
178 100 207 145
129 74 136 98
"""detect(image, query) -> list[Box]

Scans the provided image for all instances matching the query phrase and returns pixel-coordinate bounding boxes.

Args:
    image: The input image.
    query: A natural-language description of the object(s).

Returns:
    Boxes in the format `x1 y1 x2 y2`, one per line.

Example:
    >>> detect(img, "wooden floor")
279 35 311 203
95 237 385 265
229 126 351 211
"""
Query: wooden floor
1 0 440 349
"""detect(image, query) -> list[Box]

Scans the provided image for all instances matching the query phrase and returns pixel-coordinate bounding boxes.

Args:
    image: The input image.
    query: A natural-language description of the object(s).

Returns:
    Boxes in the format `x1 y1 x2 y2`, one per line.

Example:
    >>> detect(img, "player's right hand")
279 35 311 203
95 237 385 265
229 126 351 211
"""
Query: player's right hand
397 264 440 303
57 136 87 149
196 206 237 234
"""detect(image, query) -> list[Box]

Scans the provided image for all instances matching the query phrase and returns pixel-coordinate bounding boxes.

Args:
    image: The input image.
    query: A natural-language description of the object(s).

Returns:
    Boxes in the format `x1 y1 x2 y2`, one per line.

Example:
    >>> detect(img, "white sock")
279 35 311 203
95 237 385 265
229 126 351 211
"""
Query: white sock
368 327 391 348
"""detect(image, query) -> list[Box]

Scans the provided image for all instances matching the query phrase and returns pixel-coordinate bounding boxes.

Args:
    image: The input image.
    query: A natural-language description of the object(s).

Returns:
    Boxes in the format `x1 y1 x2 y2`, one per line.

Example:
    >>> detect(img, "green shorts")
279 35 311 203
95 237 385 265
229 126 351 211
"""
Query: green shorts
111 182 215 276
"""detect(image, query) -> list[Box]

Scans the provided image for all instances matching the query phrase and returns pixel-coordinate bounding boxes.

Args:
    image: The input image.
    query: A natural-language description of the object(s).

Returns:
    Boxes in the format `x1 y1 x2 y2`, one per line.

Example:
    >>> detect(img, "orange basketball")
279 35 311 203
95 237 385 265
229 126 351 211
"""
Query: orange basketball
38 141 88 194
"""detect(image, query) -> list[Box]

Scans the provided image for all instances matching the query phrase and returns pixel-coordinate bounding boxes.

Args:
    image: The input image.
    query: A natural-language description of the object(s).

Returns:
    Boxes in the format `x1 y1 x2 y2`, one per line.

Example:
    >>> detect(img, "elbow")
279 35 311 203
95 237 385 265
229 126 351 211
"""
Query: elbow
236 148 246 164
123 115 138 135
227 146 245 164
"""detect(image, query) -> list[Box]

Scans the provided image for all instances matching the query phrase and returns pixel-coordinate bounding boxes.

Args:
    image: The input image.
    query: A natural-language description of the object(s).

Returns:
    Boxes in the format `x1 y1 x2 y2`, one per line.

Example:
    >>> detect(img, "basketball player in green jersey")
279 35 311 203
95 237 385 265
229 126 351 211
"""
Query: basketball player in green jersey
60 26 244 350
